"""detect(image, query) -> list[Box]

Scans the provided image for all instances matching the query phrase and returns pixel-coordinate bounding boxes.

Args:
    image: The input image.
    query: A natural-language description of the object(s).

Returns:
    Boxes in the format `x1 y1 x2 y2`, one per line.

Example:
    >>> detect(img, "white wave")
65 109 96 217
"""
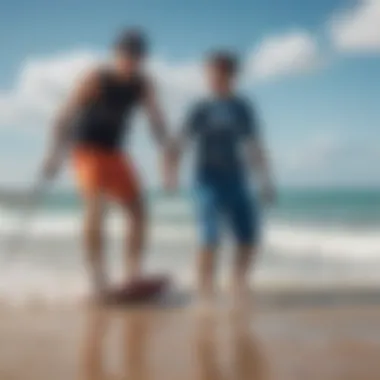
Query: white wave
0 207 379 259
265 223 380 259
0 265 88 306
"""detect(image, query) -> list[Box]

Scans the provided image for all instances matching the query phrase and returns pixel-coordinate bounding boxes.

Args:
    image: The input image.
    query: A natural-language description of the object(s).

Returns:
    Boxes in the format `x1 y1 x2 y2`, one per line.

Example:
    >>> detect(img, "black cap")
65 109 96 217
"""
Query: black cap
114 28 148 57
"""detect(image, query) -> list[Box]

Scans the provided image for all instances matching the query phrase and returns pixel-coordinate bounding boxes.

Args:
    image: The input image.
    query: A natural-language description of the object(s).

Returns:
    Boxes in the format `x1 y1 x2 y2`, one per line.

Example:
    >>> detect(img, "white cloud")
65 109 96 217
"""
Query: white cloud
147 58 204 125
274 131 380 186
248 31 319 80
279 132 340 173
0 51 206 131
0 34 325 187
0 50 206 187
330 0 380 52
0 51 101 128
0 28 323 130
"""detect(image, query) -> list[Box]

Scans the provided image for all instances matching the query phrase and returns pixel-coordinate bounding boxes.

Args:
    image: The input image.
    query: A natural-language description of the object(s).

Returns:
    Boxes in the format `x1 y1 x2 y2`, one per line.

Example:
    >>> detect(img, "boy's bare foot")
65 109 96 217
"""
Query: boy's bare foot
229 281 252 312
85 271 109 305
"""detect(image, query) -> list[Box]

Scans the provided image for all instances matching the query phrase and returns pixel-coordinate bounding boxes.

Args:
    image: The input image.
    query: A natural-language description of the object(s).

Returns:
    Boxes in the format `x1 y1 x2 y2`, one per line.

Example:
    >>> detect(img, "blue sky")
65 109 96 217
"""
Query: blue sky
0 0 379 188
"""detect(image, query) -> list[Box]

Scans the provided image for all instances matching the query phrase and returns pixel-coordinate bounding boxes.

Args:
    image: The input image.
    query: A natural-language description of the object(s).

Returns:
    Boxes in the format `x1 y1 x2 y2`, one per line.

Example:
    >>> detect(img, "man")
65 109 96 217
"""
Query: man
167 51 275 307
42 29 169 300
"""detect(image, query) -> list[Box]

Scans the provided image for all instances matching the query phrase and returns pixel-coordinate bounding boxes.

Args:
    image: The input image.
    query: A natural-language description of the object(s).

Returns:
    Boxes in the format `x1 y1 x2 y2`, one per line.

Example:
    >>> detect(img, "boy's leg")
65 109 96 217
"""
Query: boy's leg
231 245 256 298
197 246 217 300
195 185 220 301
227 187 260 304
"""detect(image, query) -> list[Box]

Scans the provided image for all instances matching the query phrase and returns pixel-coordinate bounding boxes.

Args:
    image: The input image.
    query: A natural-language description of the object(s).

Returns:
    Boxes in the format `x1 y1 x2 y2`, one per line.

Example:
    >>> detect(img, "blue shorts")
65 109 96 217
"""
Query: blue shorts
194 179 260 248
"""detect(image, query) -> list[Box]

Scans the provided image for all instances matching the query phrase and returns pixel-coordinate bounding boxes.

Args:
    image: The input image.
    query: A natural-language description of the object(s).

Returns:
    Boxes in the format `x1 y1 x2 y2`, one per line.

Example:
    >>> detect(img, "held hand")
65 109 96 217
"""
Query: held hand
161 145 179 193
163 172 178 193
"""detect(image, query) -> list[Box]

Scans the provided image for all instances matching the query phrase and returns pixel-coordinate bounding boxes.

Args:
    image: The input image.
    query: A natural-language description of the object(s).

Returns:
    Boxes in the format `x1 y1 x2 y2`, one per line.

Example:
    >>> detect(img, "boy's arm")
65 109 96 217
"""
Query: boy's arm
242 100 275 205
247 138 276 205
42 69 100 179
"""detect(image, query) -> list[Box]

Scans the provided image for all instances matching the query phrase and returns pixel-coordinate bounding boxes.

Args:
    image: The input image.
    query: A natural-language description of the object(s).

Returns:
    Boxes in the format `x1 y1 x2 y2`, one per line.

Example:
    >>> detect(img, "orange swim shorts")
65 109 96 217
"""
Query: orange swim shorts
72 146 141 203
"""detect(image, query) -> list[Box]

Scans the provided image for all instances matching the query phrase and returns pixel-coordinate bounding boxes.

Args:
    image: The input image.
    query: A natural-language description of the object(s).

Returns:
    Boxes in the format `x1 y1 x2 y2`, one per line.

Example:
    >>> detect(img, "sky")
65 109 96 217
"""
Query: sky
0 0 379 189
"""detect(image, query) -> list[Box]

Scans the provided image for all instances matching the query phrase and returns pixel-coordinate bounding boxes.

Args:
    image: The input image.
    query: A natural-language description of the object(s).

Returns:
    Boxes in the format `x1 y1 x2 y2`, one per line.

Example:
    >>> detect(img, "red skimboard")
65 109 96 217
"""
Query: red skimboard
106 275 170 304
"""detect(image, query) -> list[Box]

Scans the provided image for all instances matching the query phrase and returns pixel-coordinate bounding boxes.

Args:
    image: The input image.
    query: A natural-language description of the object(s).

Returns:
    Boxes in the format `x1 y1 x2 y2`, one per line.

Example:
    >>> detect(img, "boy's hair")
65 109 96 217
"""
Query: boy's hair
207 50 240 76
114 28 148 57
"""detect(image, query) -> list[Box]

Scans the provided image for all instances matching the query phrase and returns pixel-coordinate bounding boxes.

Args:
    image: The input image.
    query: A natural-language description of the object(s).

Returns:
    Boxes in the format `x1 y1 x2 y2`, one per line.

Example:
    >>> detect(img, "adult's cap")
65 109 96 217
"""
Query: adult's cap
115 29 148 57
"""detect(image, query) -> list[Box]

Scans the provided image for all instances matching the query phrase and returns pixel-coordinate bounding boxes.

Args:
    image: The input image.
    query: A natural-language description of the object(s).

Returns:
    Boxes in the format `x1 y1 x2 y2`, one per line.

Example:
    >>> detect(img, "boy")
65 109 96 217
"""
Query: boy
168 51 274 305
41 29 169 300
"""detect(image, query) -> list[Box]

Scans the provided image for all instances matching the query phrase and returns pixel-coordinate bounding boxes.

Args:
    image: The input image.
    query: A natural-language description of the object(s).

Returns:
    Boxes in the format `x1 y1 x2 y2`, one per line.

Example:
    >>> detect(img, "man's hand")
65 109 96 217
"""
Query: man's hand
163 172 178 192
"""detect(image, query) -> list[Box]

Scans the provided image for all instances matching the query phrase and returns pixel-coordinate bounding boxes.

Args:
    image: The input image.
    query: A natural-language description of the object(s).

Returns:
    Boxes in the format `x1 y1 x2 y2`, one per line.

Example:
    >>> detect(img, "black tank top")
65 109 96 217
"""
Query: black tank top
72 69 146 150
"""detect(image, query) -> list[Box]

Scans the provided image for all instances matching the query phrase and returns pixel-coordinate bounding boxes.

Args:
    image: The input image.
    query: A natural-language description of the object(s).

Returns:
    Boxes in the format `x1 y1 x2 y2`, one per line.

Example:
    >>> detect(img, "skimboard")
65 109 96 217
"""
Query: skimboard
106 275 171 304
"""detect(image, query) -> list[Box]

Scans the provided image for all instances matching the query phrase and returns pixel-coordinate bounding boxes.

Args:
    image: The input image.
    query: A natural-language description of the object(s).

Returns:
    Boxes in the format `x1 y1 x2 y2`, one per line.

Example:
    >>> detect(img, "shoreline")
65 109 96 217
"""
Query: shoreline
1 281 380 310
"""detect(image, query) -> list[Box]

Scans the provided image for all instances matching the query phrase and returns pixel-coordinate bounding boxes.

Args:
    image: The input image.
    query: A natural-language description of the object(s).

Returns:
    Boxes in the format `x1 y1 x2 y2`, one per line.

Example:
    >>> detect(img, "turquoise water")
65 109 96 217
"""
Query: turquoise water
0 187 379 303
28 187 380 227
270 188 380 226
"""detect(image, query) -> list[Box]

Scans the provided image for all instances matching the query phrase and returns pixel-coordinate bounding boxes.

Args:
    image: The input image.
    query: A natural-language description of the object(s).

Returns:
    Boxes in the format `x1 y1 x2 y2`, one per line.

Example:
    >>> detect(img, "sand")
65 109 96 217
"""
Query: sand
1 288 380 380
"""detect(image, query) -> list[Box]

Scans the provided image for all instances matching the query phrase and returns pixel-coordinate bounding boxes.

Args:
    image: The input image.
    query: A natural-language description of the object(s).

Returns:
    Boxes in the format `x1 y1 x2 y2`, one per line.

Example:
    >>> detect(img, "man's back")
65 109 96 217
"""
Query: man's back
72 69 146 151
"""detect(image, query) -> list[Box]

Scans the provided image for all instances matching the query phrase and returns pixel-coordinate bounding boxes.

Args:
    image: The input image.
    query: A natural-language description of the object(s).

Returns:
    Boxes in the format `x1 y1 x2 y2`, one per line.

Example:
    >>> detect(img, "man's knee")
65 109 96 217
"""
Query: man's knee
84 195 104 231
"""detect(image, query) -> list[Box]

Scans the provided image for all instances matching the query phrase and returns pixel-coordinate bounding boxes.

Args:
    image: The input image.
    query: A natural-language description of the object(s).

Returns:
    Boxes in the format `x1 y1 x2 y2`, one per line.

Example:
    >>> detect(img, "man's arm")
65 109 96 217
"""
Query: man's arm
42 70 100 179
141 79 176 189
141 79 169 147
163 126 190 191
164 102 201 191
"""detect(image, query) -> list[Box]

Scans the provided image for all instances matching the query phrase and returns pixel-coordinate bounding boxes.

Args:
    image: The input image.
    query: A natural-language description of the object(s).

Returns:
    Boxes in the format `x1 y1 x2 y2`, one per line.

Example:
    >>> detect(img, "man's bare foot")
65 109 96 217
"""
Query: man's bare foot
192 287 217 317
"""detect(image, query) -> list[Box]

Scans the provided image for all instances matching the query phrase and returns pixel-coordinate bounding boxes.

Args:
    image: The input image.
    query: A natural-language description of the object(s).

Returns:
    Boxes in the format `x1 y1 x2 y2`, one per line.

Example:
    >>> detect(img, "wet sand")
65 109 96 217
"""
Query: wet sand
1 289 380 380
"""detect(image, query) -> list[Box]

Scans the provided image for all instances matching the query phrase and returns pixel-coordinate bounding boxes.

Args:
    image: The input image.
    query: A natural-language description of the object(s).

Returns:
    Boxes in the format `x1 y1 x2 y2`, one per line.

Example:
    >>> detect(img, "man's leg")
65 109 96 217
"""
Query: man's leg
123 197 146 281
83 192 107 297
108 153 146 283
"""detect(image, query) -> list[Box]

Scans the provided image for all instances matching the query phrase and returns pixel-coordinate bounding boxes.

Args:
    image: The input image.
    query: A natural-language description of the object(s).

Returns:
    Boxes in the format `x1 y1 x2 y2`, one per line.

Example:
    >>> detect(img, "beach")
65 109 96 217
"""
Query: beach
1 188 380 303
1 190 380 379
1 0 380 377
1 288 380 380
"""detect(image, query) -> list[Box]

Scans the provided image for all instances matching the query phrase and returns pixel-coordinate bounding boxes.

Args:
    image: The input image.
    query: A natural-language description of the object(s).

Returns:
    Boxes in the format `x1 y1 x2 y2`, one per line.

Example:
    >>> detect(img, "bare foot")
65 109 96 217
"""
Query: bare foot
193 289 216 318
229 282 253 313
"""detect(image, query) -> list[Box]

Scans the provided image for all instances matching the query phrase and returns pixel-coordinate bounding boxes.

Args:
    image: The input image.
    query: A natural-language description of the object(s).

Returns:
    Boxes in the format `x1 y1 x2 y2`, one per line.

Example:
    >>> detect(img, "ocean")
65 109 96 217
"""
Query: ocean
0 188 379 305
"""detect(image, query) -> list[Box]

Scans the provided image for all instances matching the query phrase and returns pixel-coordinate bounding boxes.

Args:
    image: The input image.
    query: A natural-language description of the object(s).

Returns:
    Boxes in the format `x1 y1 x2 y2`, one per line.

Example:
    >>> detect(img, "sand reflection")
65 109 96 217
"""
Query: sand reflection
80 307 268 380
